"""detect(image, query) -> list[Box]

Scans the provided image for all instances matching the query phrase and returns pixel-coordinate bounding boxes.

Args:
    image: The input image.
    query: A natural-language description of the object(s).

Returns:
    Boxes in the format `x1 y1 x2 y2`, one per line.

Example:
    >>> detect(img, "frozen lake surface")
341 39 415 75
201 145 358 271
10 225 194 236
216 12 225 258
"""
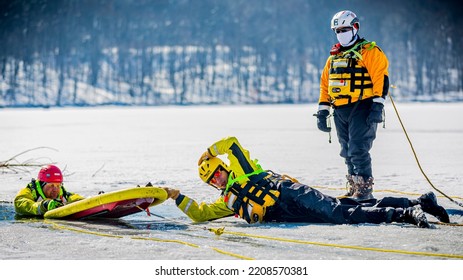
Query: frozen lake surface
1 103 462 278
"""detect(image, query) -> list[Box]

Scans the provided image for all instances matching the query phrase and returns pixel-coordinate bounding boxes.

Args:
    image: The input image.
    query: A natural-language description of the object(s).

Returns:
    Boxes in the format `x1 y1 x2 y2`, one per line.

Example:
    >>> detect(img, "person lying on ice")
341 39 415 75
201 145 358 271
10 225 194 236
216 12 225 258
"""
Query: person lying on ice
163 137 449 228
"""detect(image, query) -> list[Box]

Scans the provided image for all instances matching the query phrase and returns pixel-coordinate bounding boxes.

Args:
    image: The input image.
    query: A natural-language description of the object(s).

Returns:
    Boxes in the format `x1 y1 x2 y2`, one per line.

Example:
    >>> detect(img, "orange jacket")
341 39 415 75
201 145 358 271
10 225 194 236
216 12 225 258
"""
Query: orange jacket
319 40 389 108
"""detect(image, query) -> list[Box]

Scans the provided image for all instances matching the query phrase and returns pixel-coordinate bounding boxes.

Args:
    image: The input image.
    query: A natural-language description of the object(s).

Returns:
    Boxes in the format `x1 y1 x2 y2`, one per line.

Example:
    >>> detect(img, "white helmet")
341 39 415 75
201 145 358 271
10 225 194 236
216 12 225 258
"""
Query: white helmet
331 10 360 31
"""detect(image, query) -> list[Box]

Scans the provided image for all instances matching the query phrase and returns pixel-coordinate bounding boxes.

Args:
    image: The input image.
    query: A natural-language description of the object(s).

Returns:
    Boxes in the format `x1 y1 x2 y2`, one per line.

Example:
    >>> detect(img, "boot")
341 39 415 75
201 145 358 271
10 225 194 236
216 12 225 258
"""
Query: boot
351 175 374 201
417 192 450 223
398 205 431 228
343 174 355 197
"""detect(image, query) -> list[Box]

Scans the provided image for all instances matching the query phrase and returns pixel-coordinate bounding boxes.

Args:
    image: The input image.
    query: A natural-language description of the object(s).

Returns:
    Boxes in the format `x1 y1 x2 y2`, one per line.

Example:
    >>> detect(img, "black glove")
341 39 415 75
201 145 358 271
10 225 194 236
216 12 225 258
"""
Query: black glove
367 101 384 125
316 109 331 132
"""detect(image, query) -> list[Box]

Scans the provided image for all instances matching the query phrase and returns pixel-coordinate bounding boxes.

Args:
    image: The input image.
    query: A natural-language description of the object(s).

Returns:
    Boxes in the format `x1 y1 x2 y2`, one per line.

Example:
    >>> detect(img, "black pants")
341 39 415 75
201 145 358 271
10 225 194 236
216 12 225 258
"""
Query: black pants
264 182 411 224
333 100 377 178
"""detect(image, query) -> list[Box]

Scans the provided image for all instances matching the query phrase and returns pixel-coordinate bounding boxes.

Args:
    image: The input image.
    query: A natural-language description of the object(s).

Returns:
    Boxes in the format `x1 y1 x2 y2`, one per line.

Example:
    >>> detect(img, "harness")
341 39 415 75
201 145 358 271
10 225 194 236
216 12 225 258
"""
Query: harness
328 39 376 106
222 160 282 223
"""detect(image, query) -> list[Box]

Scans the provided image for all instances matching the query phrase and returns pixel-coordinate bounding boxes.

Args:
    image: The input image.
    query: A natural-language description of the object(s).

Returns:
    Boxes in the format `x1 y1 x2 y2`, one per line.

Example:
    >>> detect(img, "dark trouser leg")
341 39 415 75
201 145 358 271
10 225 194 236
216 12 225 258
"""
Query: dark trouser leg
359 196 448 224
375 197 411 208
334 104 377 178
335 104 377 200
268 183 347 224
348 106 377 178
343 205 431 228
334 109 354 175
342 205 395 224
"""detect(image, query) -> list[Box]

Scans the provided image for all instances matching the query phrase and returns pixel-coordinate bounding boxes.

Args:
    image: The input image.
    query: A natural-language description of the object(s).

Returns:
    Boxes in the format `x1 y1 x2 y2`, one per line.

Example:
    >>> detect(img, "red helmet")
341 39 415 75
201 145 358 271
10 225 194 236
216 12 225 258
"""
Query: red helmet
37 165 63 183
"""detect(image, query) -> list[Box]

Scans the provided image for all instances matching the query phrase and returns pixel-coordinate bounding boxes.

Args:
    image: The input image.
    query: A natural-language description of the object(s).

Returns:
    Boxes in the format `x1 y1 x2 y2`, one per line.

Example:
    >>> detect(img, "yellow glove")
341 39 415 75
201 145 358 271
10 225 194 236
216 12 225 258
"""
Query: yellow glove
197 150 213 165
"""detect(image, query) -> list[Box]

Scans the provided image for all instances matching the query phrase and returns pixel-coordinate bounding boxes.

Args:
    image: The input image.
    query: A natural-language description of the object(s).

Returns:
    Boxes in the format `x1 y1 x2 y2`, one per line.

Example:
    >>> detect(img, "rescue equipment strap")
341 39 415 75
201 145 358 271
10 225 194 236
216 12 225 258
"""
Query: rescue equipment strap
330 40 376 61
346 40 376 60
389 86 463 209
224 158 266 202
34 180 47 200
230 182 254 222
226 159 264 188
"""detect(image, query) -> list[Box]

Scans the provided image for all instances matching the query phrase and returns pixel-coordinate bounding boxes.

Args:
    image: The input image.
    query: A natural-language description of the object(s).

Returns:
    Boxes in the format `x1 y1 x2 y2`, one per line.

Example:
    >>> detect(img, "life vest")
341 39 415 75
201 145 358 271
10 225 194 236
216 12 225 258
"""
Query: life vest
223 171 281 224
27 179 69 204
328 40 376 106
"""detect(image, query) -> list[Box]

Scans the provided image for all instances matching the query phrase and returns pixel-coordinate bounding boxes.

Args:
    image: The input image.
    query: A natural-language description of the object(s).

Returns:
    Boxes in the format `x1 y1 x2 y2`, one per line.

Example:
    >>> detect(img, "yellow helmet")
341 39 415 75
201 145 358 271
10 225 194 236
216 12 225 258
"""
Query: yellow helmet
198 157 229 187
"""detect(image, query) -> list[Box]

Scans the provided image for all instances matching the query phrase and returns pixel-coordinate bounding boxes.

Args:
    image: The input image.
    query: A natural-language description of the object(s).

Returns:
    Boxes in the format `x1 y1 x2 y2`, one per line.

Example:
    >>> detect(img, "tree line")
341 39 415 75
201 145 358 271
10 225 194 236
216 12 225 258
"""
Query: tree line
0 0 462 107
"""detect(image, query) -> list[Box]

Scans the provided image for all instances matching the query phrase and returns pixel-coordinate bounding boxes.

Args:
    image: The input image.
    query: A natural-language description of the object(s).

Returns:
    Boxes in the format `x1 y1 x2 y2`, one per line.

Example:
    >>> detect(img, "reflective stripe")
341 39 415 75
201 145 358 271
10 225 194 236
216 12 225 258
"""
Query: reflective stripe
211 144 219 156
332 60 348 68
329 80 347 87
183 199 194 213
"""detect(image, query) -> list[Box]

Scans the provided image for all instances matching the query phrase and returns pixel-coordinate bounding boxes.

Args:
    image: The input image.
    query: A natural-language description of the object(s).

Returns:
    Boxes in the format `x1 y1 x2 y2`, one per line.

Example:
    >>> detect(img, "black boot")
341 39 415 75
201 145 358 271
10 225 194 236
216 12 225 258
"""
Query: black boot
417 192 450 223
396 206 431 228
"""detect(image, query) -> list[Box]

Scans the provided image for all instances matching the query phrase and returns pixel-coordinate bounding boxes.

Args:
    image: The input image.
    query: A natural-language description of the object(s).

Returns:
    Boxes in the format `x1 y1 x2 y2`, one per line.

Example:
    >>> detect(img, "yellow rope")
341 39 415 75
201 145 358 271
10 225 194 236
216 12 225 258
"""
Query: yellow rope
311 185 463 200
376 189 463 200
47 221 123 238
45 220 253 260
131 236 200 248
389 90 463 208
151 209 463 257
220 229 463 259
46 219 462 259
430 221 463 227
211 247 255 260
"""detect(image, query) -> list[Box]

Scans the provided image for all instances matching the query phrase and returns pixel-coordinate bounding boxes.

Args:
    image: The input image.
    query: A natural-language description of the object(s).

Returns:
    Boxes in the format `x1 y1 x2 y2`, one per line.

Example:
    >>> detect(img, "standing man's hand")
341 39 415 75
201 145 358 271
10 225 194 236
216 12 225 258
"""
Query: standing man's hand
367 99 384 125
316 109 331 132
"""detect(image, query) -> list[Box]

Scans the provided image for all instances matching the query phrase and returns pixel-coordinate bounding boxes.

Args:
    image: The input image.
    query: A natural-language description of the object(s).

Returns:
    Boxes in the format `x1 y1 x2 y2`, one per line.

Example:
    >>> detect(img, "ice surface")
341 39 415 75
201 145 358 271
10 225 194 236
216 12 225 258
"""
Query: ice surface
0 103 462 277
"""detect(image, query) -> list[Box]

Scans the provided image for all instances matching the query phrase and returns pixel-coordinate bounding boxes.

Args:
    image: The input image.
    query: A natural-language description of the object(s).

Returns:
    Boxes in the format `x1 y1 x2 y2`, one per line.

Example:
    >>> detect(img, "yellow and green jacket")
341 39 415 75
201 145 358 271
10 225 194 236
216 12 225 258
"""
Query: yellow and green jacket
176 136 280 223
14 180 84 216
319 39 389 108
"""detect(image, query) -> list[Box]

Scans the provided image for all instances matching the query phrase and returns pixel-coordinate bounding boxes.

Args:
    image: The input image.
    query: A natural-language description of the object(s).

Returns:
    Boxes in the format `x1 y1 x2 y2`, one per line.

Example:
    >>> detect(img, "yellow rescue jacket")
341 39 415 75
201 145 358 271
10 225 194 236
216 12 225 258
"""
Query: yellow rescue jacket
177 136 280 223
14 180 84 216
319 39 389 107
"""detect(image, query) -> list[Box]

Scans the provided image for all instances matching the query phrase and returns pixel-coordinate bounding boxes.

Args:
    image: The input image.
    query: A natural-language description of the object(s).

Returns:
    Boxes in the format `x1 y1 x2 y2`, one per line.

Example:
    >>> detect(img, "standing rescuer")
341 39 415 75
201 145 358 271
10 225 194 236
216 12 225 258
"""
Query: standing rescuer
14 164 84 216
316 10 390 201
